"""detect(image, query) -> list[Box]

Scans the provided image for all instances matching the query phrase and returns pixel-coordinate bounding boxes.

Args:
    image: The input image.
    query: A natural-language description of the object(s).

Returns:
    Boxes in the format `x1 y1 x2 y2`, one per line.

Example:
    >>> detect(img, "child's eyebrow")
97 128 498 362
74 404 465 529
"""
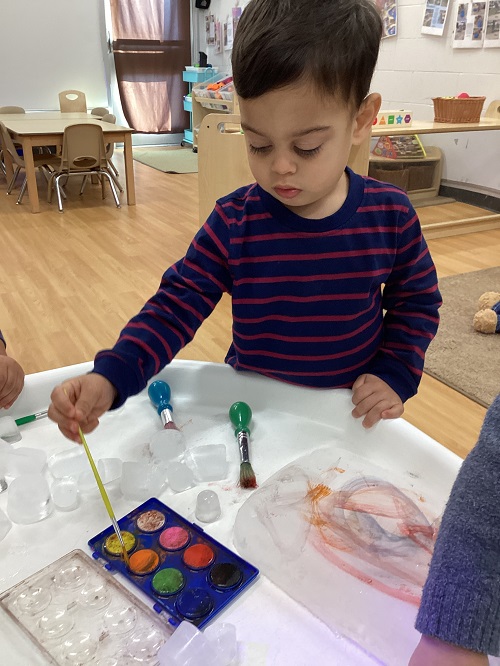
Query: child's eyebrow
241 123 331 138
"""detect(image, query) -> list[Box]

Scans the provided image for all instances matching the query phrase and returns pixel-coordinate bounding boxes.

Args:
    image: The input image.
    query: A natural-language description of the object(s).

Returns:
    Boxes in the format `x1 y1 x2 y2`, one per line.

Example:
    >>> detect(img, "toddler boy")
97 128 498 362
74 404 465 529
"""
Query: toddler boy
49 0 440 439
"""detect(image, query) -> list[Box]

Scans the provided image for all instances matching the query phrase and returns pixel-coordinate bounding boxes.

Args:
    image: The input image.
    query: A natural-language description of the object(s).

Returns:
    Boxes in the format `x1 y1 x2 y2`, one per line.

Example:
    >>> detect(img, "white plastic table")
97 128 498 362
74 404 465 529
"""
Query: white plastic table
0 360 467 665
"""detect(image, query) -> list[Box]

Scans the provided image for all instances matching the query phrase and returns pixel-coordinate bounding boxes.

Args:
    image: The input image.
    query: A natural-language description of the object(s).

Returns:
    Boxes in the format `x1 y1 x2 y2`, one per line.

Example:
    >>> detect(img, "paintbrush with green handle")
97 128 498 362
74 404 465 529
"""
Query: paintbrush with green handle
229 401 257 489
15 409 48 426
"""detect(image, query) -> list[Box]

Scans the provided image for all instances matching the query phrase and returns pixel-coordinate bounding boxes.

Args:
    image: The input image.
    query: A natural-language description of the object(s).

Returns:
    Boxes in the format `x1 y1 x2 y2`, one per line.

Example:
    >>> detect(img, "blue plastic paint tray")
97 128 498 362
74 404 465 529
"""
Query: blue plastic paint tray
88 497 259 629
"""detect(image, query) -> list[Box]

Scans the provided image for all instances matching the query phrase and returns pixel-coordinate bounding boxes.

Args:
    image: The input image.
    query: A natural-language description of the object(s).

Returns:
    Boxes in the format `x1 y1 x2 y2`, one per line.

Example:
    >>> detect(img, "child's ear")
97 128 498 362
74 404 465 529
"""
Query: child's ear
352 93 382 145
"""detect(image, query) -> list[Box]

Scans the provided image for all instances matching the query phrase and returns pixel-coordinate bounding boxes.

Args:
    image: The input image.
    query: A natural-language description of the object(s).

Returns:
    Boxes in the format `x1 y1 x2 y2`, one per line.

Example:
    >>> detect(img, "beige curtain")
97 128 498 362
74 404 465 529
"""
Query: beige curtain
110 0 190 133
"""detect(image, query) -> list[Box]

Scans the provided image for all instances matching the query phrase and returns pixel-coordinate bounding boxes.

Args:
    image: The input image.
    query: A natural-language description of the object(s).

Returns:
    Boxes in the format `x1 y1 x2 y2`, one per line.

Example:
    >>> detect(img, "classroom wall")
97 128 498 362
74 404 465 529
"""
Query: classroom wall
195 0 500 195
0 0 110 111
373 0 500 193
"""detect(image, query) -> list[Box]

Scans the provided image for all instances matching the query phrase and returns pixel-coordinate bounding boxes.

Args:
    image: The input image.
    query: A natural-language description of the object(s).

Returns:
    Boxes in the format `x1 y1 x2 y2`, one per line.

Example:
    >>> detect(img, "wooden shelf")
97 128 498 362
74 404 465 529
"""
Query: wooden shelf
369 146 443 207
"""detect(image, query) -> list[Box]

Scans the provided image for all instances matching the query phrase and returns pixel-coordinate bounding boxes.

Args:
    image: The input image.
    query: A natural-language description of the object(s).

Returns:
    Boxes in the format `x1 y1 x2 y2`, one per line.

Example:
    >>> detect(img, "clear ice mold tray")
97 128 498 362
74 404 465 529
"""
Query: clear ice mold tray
0 549 173 665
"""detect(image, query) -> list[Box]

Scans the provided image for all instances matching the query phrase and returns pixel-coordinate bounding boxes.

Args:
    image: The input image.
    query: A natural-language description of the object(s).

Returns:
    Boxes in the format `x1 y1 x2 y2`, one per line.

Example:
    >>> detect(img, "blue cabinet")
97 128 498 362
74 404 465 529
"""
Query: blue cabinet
182 68 218 149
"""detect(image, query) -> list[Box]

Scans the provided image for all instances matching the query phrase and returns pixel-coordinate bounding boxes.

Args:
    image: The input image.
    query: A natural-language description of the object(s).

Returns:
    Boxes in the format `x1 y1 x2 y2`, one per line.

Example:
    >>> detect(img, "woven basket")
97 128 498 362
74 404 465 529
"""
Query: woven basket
432 96 486 123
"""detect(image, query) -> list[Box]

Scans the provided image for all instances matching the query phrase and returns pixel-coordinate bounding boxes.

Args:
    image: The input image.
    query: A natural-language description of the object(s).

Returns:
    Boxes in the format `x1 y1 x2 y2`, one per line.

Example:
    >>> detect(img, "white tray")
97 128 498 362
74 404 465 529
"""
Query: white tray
1 359 464 665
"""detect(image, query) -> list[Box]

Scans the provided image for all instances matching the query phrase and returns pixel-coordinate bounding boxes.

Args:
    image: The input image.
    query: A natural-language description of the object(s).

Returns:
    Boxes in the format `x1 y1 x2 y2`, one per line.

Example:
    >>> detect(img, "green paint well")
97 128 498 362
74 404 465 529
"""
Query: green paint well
152 568 185 596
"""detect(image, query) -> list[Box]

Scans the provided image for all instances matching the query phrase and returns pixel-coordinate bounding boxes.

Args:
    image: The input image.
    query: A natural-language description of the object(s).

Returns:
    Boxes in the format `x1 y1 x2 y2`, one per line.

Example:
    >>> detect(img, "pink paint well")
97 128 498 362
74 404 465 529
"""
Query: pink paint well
159 526 190 551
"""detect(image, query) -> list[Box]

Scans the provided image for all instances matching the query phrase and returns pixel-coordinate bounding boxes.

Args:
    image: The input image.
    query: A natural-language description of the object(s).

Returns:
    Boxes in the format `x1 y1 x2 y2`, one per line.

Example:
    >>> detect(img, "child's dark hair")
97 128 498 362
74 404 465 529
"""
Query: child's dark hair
232 0 382 108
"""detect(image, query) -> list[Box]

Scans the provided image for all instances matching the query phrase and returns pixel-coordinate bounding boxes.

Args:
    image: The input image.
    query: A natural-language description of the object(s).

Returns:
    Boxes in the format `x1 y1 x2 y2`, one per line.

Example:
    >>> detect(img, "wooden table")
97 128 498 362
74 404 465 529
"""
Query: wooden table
0 113 135 213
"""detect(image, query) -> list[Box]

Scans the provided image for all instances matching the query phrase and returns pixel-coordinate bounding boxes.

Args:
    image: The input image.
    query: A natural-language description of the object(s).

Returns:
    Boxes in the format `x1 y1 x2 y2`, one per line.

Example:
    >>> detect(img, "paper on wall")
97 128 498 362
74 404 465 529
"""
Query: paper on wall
453 1 486 47
484 0 500 46
421 0 451 36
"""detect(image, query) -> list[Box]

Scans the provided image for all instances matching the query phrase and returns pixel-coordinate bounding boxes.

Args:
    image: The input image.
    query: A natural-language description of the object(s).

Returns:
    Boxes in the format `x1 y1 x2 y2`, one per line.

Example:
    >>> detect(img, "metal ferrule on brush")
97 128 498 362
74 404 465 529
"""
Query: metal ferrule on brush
238 430 250 463
159 407 175 428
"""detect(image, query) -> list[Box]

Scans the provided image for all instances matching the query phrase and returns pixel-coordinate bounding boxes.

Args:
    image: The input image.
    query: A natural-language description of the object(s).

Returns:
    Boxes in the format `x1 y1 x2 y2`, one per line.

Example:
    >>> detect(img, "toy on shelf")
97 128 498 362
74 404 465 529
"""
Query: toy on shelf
371 134 426 160
473 291 500 334
373 109 413 128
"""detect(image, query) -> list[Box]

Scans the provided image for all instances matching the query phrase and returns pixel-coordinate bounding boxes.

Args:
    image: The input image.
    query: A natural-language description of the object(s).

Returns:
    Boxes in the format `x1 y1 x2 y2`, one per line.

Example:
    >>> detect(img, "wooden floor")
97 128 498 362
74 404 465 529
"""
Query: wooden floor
1 151 499 460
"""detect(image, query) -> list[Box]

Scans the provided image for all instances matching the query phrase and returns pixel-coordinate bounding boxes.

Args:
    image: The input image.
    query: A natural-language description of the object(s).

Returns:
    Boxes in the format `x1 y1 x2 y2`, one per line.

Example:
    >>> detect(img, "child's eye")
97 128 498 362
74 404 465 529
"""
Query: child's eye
294 146 322 158
249 144 272 155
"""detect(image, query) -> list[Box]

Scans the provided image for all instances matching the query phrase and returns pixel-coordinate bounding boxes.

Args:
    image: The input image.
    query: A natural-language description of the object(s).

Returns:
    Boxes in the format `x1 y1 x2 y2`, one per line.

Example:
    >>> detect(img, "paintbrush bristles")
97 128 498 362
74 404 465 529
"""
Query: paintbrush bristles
239 461 257 489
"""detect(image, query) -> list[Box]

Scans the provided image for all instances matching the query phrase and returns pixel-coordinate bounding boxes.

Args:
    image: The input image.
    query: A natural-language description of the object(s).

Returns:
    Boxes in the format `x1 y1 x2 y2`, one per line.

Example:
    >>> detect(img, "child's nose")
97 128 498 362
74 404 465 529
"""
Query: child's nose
271 153 296 175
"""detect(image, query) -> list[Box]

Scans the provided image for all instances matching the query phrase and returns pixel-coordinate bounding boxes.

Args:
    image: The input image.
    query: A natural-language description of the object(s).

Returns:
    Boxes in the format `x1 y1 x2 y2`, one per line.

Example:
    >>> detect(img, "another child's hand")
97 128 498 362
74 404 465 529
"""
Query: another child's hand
409 636 488 666
49 373 117 443
351 373 403 428
0 356 25 409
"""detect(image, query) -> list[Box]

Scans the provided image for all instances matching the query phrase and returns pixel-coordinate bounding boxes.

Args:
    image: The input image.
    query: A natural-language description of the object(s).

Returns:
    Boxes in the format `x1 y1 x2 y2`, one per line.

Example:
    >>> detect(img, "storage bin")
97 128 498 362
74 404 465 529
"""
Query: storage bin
432 96 485 123
408 163 436 191
369 165 410 191
193 75 236 111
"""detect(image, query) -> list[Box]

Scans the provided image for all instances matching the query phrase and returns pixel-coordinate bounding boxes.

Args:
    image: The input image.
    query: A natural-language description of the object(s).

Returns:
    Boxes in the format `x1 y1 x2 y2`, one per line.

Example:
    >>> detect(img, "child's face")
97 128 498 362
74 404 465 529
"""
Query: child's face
239 81 379 219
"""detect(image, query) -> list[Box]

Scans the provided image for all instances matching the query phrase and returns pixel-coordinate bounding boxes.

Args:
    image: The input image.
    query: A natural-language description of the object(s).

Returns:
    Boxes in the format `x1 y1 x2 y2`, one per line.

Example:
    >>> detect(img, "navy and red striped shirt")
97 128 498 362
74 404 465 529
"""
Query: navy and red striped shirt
94 168 441 407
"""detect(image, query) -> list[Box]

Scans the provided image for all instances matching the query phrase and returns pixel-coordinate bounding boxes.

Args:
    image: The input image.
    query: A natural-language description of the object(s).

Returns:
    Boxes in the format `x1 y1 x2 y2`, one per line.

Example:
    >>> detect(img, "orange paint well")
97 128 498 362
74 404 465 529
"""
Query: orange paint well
128 548 160 575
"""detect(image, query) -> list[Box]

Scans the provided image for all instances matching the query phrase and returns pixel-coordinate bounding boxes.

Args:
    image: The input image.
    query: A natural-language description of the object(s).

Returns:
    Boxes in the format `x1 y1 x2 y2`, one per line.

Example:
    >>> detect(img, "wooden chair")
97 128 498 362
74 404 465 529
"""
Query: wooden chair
0 106 25 114
485 99 500 119
0 106 25 175
91 107 109 116
47 123 120 212
100 113 122 186
58 90 87 113
81 113 123 194
0 122 59 204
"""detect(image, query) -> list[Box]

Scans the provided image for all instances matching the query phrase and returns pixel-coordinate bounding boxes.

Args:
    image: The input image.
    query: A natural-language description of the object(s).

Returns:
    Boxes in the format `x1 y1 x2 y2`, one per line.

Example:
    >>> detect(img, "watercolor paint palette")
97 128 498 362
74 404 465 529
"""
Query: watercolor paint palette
88 497 259 629
0 549 173 666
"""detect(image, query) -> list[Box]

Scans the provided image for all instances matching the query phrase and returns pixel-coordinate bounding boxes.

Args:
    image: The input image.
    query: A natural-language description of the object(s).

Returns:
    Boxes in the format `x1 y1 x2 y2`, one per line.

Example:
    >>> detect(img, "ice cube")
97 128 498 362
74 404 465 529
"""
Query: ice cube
186 444 228 482
7 473 54 524
195 490 221 523
166 461 195 493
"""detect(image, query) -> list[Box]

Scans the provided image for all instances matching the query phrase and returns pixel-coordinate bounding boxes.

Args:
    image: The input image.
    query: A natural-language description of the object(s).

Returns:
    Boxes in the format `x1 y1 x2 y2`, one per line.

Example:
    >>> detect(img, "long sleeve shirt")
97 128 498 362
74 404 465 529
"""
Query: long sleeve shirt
415 394 500 655
93 168 441 408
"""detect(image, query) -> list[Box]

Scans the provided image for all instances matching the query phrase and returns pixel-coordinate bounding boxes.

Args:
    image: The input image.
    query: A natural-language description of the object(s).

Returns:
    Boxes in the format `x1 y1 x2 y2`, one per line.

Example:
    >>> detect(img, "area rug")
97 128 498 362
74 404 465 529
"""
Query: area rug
132 147 198 173
423 266 500 407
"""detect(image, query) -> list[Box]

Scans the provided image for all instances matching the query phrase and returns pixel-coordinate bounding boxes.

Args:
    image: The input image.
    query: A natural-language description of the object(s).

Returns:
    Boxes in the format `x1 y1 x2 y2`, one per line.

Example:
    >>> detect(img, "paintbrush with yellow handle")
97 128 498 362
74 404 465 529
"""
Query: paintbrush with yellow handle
63 388 129 566
77 426 130 567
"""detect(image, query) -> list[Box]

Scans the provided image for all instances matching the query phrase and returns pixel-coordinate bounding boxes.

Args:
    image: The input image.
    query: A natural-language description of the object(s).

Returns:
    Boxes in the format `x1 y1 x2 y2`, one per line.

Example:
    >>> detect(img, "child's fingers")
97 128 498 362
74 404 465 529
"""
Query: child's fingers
51 383 77 416
351 374 368 392
381 403 404 420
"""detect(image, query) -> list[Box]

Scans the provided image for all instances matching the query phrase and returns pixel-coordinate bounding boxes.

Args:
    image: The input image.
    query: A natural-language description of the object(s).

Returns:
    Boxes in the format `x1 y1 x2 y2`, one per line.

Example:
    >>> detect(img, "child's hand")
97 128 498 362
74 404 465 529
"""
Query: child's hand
48 373 117 442
351 373 403 428
0 356 25 409
409 636 488 666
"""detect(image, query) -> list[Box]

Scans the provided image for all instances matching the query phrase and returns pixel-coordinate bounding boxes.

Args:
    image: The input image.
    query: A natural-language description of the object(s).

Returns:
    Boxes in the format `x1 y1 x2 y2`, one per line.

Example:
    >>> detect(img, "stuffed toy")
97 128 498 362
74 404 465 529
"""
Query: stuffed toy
473 291 500 334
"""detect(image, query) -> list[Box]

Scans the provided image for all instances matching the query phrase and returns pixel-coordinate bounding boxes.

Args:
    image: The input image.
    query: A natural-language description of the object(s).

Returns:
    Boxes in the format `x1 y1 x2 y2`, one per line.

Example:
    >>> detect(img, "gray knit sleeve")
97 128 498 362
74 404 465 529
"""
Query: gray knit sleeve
415 394 500 655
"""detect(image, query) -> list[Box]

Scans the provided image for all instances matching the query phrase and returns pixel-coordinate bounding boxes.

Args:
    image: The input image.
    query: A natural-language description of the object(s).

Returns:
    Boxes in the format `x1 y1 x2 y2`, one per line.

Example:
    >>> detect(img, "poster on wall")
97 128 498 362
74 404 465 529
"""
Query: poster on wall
224 15 234 50
376 0 397 37
484 0 500 46
214 20 222 54
421 0 451 35
205 14 216 46
453 1 486 47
